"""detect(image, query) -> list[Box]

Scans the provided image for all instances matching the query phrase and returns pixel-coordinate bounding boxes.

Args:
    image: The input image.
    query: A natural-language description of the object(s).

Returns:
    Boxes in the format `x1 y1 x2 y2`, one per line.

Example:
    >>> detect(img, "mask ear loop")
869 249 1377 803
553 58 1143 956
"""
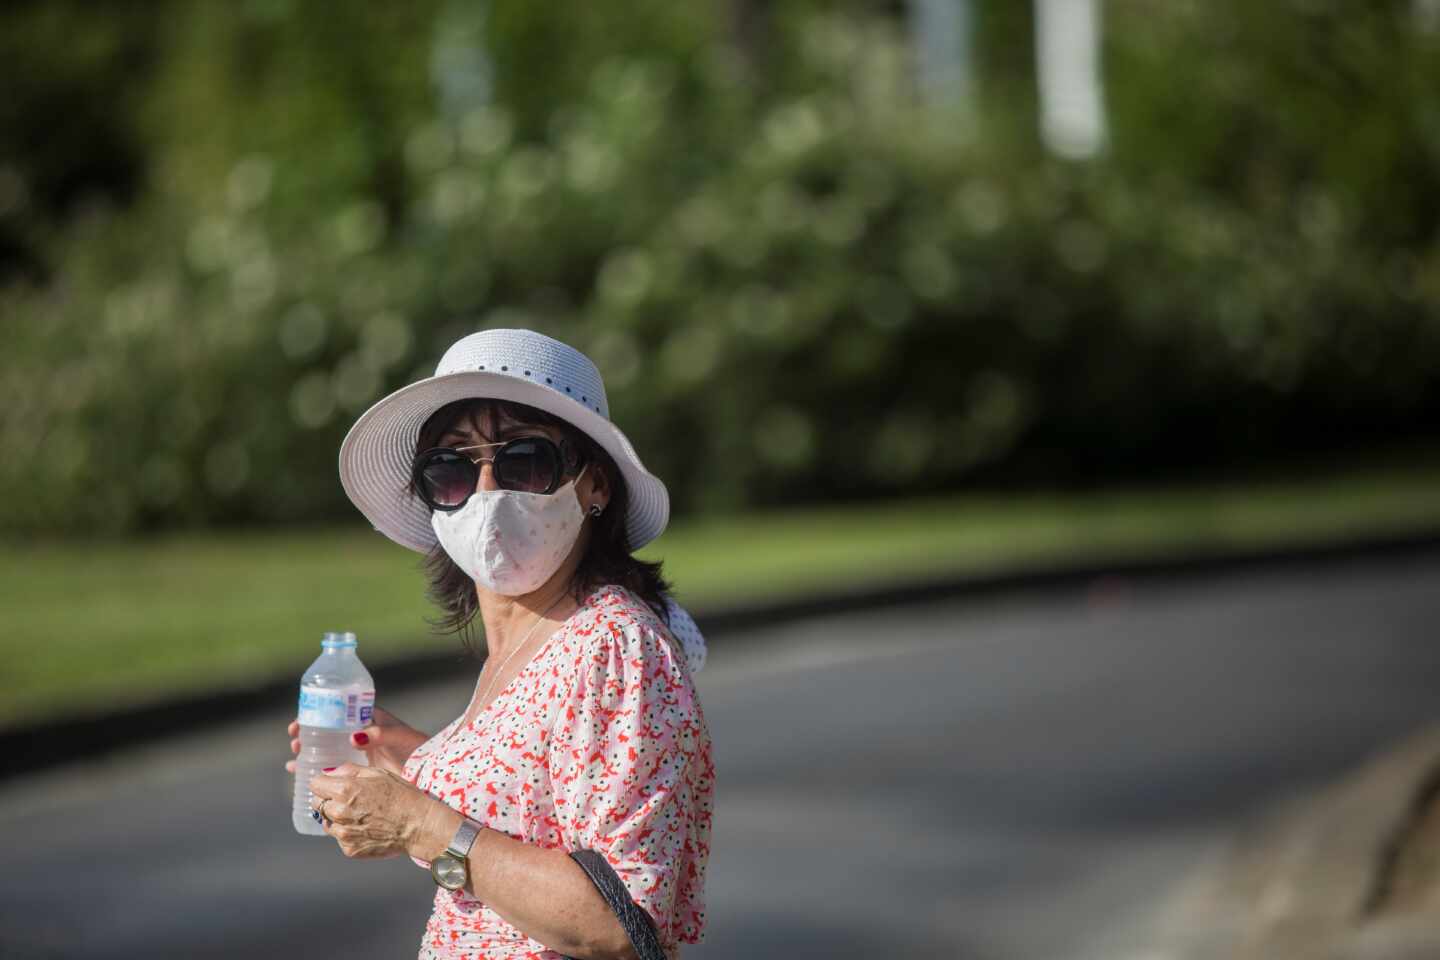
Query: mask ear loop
570 462 603 517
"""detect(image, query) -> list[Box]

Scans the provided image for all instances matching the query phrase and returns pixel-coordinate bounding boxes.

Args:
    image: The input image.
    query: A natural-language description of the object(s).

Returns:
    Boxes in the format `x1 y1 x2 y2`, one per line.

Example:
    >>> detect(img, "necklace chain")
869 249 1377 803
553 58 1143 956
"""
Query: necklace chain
471 591 567 721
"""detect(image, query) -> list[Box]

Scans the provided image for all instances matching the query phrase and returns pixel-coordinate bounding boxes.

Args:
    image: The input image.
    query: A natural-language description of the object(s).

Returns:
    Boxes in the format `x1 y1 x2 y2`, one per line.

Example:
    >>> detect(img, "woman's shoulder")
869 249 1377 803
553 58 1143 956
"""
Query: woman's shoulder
559 584 708 750
567 583 686 675
571 582 667 634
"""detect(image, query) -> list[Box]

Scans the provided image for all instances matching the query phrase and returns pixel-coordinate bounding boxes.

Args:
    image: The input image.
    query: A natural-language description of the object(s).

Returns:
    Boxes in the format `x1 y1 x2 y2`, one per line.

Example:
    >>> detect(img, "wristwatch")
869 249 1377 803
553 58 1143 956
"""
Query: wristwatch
429 816 485 891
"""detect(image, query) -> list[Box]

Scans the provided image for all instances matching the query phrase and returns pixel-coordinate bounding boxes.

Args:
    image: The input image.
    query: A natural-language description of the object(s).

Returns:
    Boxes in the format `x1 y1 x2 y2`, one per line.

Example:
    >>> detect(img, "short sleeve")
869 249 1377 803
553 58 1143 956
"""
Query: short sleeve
547 615 708 945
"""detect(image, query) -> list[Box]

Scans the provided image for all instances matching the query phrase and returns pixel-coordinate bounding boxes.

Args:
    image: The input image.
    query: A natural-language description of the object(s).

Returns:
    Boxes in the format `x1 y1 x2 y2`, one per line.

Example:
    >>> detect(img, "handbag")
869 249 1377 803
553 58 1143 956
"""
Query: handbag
566 849 669 960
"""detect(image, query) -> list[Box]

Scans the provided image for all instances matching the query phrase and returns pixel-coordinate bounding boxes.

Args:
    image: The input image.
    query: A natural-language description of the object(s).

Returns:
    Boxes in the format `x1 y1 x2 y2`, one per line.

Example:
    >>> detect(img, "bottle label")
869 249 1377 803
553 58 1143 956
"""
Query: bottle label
298 685 375 729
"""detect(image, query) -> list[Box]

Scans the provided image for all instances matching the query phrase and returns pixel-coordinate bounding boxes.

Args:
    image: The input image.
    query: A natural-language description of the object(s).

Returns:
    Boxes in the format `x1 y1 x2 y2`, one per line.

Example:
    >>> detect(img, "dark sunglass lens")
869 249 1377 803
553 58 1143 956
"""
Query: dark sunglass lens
495 439 560 493
419 455 476 508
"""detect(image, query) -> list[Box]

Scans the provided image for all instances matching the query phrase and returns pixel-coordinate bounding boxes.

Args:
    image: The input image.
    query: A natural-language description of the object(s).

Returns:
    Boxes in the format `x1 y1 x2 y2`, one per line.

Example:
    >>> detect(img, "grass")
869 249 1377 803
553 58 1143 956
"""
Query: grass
5 456 1440 731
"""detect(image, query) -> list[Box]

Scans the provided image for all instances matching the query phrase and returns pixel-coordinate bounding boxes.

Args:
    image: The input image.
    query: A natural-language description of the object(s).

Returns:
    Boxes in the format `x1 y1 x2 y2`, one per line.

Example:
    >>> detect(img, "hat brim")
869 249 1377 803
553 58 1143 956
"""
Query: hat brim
338 371 669 554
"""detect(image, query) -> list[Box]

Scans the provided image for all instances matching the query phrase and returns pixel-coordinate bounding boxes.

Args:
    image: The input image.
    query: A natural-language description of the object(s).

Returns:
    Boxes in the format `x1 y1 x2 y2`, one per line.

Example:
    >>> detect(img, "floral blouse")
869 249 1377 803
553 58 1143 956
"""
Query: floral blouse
403 583 715 959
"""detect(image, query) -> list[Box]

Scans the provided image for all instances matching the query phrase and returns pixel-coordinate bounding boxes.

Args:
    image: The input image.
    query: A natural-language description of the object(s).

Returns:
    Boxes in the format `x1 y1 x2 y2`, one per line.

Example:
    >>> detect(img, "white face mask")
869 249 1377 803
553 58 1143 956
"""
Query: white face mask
430 464 590 596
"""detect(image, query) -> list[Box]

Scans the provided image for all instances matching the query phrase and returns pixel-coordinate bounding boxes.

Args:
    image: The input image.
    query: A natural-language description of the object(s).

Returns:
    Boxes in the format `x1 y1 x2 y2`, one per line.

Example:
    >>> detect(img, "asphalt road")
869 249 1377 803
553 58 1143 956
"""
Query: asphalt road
3 549 1439 960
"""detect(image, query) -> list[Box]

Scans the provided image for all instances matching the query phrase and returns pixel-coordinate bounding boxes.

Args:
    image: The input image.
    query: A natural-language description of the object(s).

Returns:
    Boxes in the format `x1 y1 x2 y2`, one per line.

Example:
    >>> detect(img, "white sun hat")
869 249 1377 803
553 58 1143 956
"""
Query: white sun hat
338 327 670 554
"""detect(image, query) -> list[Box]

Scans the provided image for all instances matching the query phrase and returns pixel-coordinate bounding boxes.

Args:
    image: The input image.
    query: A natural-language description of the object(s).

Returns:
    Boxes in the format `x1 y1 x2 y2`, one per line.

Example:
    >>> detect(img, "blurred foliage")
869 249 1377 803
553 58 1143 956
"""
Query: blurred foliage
2 0 1439 536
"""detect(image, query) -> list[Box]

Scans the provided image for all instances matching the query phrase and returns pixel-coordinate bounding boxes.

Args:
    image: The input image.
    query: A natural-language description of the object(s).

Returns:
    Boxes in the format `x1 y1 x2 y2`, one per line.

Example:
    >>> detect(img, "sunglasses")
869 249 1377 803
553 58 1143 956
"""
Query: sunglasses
412 436 585 510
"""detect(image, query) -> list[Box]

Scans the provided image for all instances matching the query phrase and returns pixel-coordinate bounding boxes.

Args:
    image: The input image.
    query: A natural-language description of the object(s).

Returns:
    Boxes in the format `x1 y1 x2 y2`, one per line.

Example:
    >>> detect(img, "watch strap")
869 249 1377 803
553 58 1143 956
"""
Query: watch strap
446 817 484 859
565 849 667 960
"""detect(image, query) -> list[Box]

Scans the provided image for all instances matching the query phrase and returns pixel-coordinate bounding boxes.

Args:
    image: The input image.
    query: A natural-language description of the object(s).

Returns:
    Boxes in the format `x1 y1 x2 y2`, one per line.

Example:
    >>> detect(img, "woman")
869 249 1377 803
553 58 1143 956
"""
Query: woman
283 328 715 959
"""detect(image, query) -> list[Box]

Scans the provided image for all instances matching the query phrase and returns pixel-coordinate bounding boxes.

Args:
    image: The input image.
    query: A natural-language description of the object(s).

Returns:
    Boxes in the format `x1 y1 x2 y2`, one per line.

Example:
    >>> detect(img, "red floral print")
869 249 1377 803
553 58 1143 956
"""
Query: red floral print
403 583 715 959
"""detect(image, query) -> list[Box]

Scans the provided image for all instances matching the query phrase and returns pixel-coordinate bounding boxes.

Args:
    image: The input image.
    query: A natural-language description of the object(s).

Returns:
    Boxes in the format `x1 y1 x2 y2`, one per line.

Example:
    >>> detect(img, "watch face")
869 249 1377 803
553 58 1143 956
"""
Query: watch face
431 854 467 890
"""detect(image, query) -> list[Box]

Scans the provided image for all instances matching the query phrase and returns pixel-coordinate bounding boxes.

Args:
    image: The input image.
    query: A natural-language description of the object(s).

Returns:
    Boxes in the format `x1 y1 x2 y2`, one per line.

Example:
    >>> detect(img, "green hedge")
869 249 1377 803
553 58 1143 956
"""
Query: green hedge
2 2 1439 536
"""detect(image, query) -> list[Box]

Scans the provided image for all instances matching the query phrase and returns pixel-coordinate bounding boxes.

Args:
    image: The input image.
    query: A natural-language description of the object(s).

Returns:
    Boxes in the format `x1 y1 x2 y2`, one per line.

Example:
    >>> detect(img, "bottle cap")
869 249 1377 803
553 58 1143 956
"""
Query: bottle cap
321 631 358 648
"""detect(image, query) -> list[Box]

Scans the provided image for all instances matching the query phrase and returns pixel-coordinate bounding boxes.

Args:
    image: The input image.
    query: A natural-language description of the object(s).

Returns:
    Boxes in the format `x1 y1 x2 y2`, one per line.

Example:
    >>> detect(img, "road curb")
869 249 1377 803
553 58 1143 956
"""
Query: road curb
5 528 1440 783
1131 726 1440 960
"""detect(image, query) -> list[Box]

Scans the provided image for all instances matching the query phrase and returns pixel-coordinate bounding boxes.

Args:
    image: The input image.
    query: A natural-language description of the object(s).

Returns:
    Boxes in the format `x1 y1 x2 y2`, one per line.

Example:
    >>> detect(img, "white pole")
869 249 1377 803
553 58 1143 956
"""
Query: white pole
910 0 976 114
1416 0 1440 33
431 0 493 118
1035 0 1107 159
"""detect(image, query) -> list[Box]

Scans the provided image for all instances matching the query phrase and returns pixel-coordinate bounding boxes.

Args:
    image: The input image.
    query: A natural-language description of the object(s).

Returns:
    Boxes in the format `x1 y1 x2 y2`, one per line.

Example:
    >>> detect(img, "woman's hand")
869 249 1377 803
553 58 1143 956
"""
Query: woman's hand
285 705 431 776
308 763 459 861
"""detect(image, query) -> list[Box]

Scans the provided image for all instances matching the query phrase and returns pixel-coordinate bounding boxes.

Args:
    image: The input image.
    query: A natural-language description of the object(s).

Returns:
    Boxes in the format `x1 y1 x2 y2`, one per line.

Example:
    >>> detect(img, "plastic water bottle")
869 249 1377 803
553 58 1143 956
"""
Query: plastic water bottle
292 631 375 836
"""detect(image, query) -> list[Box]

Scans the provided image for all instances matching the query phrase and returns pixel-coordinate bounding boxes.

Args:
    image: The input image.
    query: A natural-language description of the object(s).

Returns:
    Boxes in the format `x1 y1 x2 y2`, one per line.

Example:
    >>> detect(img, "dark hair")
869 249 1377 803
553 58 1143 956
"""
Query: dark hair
407 397 671 655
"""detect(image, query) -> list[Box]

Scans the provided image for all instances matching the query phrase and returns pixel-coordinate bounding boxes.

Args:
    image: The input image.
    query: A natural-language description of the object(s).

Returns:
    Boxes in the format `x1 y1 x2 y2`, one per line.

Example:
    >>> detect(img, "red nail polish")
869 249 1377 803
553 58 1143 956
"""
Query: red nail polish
353 732 370 746
322 766 337 772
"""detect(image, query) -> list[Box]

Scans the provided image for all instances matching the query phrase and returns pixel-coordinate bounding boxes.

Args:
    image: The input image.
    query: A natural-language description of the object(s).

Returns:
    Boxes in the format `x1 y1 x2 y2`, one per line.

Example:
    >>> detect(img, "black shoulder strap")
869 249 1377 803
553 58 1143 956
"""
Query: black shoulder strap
567 849 669 960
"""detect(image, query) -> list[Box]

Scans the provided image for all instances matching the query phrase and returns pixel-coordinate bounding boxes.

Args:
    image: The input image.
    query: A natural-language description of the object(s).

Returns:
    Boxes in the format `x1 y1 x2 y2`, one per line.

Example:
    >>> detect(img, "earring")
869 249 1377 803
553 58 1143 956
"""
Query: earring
589 503 603 518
